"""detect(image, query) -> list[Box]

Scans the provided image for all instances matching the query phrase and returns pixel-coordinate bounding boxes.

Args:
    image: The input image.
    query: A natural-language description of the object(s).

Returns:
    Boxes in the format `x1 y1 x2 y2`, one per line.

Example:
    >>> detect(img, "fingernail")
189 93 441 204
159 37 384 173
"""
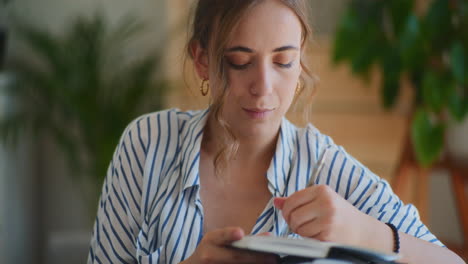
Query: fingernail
273 197 285 208
232 228 244 239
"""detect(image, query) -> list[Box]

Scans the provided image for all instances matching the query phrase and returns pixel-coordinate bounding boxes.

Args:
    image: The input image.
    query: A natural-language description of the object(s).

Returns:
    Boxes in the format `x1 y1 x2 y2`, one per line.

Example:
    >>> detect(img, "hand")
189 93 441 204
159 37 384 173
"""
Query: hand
182 227 278 264
274 184 373 247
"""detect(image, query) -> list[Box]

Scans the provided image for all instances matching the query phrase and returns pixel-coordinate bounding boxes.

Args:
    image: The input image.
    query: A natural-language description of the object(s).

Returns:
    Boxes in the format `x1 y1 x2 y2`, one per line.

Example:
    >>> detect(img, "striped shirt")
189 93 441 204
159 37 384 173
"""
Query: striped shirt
87 108 443 264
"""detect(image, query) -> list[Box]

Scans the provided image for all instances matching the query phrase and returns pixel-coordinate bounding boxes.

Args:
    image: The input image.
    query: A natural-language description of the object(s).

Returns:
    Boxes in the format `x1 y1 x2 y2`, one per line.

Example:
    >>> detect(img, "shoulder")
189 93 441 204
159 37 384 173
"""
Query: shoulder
124 108 201 139
302 122 335 149
126 108 198 129
115 109 204 155
284 119 335 156
287 121 382 196
291 120 376 177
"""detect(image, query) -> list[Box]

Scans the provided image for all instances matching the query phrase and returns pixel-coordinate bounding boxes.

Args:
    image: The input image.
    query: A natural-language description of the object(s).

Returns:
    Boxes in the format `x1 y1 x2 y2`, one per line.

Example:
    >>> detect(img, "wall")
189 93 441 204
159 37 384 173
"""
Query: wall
0 138 37 263
0 72 38 264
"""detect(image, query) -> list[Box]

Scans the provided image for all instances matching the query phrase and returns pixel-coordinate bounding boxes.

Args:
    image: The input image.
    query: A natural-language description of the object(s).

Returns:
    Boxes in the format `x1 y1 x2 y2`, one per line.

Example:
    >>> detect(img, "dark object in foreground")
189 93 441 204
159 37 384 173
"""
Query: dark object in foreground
0 27 6 69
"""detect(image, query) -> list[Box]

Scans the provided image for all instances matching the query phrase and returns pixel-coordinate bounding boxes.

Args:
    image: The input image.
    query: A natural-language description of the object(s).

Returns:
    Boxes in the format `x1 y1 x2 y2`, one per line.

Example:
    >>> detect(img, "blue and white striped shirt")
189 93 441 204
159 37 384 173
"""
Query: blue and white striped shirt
88 108 443 264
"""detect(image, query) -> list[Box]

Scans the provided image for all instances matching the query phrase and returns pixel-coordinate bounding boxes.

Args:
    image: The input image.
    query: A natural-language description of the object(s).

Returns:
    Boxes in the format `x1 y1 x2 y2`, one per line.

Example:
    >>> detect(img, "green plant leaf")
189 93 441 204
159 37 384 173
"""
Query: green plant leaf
411 108 444 167
107 13 146 51
333 2 388 80
423 0 453 49
13 23 73 83
400 15 425 70
332 9 361 64
458 3 468 47
382 74 399 109
389 0 414 37
381 48 401 108
422 71 451 113
350 23 382 77
450 42 466 85
448 82 468 122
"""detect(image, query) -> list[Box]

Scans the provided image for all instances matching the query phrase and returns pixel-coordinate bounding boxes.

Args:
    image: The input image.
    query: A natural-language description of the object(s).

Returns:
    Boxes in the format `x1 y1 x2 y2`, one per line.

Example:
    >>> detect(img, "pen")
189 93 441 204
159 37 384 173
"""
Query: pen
282 147 330 236
307 147 330 187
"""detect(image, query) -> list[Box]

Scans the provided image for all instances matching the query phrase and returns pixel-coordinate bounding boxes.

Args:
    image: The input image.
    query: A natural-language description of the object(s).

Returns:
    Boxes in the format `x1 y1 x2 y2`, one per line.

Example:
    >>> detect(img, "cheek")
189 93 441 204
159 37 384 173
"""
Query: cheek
225 71 250 96
278 83 296 111
210 71 244 100
278 71 300 101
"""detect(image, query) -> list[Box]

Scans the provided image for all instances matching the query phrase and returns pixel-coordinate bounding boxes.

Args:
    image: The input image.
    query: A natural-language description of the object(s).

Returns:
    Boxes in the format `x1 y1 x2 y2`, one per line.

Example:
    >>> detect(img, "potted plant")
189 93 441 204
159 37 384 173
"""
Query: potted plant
0 12 168 216
333 0 468 167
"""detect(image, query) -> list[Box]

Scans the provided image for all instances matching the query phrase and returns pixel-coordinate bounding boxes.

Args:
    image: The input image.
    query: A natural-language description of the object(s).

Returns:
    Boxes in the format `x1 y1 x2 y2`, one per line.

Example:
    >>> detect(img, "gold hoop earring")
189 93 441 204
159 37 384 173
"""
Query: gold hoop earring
200 79 209 96
295 80 302 95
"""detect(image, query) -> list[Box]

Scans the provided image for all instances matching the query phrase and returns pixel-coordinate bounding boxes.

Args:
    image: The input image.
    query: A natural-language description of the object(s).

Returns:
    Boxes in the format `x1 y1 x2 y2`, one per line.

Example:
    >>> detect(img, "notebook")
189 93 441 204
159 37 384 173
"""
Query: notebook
230 236 402 264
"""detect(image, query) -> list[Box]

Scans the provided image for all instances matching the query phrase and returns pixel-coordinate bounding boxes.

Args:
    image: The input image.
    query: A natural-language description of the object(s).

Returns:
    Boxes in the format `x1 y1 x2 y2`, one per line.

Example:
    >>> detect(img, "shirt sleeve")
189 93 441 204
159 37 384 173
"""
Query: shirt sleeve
88 116 149 263
347 163 444 246
308 127 445 247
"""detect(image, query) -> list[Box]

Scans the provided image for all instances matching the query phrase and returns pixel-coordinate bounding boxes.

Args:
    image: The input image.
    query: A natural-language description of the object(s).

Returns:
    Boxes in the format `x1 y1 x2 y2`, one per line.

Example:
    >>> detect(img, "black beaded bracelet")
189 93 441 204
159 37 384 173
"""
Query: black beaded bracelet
386 222 400 253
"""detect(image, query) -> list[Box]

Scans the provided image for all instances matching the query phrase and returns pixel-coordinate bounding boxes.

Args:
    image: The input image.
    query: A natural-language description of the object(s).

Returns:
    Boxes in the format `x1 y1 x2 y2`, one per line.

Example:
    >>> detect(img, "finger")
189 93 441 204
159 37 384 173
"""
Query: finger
294 217 327 239
207 227 245 246
273 197 286 209
288 201 321 233
282 184 336 220
281 188 318 223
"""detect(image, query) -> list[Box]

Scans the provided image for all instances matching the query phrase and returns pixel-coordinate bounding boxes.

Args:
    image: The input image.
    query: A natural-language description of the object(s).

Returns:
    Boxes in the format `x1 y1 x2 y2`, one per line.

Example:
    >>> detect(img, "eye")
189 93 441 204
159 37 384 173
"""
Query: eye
276 62 293 69
227 60 252 70
273 53 296 69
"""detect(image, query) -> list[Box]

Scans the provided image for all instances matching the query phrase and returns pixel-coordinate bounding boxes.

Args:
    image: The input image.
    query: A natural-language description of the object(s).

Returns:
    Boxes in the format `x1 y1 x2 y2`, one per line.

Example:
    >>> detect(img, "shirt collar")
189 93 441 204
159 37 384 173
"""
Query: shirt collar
180 109 209 191
265 118 297 197
179 109 298 196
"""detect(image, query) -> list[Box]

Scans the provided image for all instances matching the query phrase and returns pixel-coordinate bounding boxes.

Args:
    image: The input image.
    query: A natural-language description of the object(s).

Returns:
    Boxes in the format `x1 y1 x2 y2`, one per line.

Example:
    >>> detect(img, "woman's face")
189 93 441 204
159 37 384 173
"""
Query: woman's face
219 0 302 138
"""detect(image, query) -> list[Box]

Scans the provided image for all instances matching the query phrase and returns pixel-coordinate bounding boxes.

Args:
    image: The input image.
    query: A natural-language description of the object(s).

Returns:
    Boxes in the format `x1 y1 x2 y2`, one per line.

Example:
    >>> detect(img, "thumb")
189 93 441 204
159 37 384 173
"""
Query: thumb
273 197 287 209
209 227 245 246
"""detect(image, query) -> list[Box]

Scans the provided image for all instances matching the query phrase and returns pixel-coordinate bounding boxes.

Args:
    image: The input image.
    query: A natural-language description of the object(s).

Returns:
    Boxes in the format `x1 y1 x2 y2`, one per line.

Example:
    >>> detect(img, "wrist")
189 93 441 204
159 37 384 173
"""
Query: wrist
360 215 394 253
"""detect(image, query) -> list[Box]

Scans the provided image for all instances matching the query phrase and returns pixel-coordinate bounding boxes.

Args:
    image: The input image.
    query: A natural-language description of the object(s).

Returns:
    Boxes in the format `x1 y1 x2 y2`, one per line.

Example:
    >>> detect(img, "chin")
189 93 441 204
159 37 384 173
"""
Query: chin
223 108 283 136
237 119 281 139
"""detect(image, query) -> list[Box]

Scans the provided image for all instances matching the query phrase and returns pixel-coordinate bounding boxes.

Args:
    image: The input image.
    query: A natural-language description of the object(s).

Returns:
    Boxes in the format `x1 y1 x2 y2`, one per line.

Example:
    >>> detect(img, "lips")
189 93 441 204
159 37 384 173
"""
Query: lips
242 107 275 119
244 108 274 112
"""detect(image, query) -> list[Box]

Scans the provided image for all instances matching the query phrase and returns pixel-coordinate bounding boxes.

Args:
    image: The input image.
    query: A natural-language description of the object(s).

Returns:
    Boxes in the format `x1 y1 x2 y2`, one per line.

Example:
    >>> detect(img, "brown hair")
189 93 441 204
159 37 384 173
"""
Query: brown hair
187 0 314 176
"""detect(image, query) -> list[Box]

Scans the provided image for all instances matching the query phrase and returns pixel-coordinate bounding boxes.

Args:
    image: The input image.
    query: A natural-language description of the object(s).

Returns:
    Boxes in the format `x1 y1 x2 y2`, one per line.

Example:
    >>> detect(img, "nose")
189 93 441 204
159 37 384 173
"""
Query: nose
250 62 274 96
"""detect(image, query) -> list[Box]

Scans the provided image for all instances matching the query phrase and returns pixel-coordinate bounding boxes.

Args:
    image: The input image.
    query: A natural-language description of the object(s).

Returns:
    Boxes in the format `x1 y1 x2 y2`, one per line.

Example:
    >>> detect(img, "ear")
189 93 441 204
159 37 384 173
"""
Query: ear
190 41 209 80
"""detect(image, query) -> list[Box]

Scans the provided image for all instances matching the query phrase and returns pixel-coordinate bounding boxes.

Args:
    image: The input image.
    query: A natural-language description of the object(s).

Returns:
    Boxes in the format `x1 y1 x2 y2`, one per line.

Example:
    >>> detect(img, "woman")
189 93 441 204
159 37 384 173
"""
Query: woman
88 0 464 263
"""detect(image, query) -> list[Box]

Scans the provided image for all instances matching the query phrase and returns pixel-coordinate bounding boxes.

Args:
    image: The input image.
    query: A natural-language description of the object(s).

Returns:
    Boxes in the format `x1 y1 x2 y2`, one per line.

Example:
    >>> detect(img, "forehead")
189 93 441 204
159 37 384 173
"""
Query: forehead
228 0 302 50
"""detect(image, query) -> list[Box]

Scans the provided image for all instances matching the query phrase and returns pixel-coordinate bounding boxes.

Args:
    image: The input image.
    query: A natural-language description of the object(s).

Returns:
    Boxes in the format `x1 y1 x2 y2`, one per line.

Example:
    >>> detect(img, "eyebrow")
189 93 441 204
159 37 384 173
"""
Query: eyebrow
225 45 298 53
273 45 298 52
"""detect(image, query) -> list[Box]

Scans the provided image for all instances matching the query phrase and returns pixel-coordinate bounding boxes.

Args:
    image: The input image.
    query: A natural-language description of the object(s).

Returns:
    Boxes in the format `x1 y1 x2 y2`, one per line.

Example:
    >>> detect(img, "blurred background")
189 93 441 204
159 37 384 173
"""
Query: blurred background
0 0 467 263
